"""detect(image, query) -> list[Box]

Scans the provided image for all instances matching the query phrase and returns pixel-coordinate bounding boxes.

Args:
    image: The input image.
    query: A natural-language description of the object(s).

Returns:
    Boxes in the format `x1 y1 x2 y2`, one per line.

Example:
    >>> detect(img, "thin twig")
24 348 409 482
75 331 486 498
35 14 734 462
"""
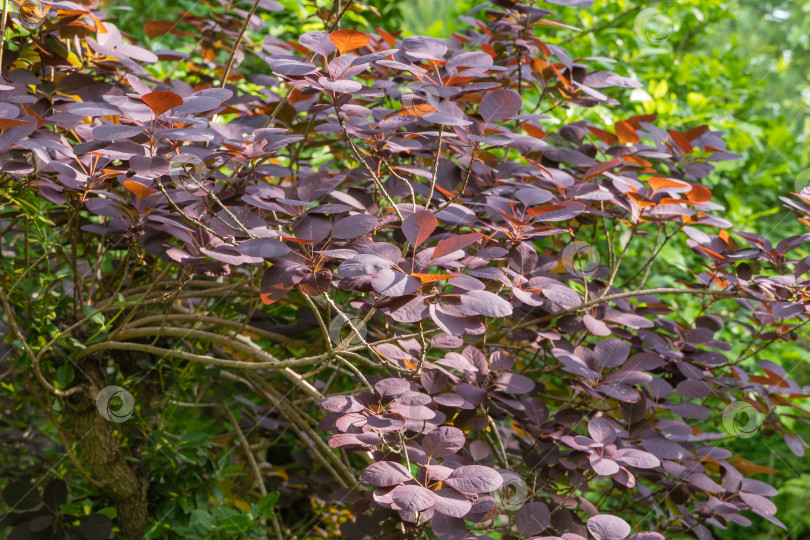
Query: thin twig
220 0 263 88
425 126 444 209
0 0 9 73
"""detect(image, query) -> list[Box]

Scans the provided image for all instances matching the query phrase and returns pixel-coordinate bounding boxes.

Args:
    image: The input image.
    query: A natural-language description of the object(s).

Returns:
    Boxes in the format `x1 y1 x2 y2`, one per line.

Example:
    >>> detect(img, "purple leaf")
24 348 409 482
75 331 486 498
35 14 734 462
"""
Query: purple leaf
589 455 620 475
371 268 421 296
594 338 631 368
613 449 660 469
431 488 472 518
299 31 336 57
480 89 522 123
332 214 378 239
236 238 290 259
359 461 412 487
337 254 392 277
515 501 550 536
588 417 617 445
319 77 363 93
494 373 535 394
92 125 144 141
430 513 467 540
444 465 503 494
391 484 437 512
422 426 465 458
459 290 513 317
587 514 631 540
374 378 411 399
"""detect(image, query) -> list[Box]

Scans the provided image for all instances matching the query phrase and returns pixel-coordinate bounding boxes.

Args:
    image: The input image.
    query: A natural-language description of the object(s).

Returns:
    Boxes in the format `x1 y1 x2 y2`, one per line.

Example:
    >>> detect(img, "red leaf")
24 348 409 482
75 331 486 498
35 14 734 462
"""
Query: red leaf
401 210 437 248
624 113 657 129
144 20 175 39
669 130 693 154
432 232 482 260
585 159 621 180
142 91 184 117
684 124 709 141
0 119 33 130
587 125 618 145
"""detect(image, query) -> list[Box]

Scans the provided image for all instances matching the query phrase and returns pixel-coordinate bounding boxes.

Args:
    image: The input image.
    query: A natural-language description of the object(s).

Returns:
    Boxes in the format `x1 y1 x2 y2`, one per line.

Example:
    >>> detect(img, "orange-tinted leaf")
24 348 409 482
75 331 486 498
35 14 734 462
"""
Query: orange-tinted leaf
648 177 689 192
615 121 639 144
657 197 687 206
434 184 454 198
697 245 724 261
687 184 712 203
669 130 694 154
123 180 157 200
624 114 657 129
621 155 653 168
433 232 482 260
530 57 549 76
586 125 618 145
522 122 546 139
0 118 33 130
376 27 396 47
684 125 709 141
412 273 457 283
142 91 184 117
278 234 315 245
585 158 621 180
20 104 49 128
329 30 370 54
627 192 655 208
526 204 564 217
402 103 437 118
144 20 175 39
729 456 779 475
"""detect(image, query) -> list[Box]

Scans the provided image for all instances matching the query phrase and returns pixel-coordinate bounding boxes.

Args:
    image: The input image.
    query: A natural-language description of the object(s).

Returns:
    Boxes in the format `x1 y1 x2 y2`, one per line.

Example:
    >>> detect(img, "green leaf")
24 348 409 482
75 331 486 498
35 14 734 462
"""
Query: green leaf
252 492 279 519
190 509 216 534
81 305 105 325
55 363 75 389
179 432 210 447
